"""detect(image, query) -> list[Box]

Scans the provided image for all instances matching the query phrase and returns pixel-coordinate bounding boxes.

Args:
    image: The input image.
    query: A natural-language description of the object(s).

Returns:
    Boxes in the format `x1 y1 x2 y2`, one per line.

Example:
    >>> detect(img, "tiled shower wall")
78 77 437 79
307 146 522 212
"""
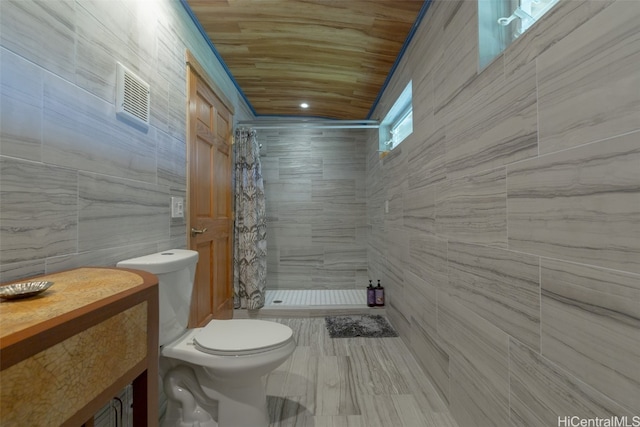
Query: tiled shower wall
258 129 369 290
367 0 639 425
0 0 251 283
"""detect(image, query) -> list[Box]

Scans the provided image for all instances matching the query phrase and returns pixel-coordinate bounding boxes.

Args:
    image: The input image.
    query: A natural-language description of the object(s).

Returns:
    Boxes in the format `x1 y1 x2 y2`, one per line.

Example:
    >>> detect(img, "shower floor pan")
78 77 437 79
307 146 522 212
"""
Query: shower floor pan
234 289 386 318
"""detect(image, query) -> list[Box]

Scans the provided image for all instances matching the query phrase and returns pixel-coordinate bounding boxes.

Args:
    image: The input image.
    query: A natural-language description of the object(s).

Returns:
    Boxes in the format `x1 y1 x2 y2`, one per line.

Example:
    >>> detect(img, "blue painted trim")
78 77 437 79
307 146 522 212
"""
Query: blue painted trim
179 0 257 116
180 0 432 121
366 0 433 120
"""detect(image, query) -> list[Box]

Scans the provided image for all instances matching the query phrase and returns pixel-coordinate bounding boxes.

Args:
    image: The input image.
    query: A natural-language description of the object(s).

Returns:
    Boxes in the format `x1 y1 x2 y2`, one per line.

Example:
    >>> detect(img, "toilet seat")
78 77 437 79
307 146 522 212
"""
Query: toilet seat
194 319 294 356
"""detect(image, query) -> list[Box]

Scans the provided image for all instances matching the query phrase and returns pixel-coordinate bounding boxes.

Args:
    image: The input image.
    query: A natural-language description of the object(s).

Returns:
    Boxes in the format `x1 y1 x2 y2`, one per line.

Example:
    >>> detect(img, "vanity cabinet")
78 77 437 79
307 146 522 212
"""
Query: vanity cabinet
0 267 158 426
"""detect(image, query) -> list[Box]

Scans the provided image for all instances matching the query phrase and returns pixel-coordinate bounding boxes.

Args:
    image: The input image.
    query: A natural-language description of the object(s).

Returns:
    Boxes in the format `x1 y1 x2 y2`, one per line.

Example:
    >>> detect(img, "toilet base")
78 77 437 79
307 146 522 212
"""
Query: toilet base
162 365 270 427
201 377 270 427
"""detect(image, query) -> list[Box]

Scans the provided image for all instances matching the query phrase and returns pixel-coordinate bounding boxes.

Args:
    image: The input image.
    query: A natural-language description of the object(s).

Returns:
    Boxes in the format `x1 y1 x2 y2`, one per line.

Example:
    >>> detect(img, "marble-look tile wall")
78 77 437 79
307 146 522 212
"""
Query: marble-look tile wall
258 129 368 290
367 0 639 425
0 0 251 283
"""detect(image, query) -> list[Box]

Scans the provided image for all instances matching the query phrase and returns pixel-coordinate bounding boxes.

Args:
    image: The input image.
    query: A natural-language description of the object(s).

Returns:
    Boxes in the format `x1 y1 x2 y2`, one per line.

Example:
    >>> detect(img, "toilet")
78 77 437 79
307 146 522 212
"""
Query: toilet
117 249 295 427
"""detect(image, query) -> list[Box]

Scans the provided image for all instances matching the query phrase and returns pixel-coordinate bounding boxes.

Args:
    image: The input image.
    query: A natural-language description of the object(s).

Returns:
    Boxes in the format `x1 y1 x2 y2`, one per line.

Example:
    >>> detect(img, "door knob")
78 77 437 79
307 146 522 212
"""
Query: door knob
191 227 208 236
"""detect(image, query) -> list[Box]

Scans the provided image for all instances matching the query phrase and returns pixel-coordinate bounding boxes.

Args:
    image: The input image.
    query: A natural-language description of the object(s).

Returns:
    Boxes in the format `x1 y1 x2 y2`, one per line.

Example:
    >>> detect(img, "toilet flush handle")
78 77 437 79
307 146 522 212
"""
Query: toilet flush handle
191 227 208 236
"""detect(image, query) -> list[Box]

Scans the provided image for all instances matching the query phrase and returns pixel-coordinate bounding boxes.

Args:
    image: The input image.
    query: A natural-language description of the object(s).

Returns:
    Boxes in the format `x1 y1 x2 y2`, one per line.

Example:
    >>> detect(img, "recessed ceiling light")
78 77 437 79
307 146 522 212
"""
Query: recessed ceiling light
300 102 309 109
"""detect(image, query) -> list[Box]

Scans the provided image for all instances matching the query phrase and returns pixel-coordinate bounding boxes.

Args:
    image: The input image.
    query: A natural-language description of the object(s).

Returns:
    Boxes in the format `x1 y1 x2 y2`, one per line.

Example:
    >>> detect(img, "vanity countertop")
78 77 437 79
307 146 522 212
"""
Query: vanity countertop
0 267 159 426
0 267 154 340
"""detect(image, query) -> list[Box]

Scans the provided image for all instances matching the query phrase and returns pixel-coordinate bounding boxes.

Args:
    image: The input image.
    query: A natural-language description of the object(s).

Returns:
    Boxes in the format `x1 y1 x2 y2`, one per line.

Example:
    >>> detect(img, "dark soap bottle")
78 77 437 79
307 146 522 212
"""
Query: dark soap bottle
375 279 385 306
367 280 376 307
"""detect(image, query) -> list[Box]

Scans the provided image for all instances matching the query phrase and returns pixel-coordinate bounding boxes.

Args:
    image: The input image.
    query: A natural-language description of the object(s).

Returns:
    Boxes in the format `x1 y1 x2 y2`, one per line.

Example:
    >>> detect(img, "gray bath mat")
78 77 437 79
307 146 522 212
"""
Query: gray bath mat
325 315 399 338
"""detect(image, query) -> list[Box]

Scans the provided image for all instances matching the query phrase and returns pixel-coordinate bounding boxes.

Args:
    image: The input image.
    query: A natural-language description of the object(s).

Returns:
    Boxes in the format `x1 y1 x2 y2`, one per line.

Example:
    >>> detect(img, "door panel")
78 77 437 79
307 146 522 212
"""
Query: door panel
214 149 229 217
193 242 213 324
187 58 234 327
216 114 229 139
195 137 212 217
212 233 232 316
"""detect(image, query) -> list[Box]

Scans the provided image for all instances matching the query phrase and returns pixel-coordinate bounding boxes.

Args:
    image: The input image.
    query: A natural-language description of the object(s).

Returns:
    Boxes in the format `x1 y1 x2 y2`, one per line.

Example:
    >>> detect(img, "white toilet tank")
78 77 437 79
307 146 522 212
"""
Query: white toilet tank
117 249 199 346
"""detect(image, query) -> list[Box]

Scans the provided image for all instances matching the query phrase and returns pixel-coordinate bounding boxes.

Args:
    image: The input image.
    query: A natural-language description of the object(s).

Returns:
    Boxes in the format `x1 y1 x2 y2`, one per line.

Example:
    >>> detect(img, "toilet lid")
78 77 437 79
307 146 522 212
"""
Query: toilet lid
193 319 294 356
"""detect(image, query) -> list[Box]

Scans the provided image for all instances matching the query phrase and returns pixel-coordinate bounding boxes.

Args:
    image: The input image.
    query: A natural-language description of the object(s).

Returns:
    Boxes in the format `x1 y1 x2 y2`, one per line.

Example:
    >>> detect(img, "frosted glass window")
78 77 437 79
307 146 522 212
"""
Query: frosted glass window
479 0 560 69
390 109 413 150
379 81 412 153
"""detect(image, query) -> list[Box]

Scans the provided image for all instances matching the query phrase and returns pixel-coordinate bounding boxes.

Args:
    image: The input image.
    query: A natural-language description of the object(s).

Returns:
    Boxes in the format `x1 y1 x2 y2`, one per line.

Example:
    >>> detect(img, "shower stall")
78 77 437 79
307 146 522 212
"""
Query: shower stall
234 121 377 315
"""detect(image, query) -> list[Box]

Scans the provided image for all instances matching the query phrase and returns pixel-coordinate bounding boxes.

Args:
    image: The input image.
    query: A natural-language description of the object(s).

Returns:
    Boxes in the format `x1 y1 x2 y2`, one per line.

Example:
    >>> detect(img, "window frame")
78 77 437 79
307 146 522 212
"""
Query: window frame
379 81 413 155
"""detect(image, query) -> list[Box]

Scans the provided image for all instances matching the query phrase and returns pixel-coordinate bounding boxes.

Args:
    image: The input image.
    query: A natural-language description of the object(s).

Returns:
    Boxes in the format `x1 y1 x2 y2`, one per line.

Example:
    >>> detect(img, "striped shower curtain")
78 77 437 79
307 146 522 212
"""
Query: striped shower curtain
233 128 266 309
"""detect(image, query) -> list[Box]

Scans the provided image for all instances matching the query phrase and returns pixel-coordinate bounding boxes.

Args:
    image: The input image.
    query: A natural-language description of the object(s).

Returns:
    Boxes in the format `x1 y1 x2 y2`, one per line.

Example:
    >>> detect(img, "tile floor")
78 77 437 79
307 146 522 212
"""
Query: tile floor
265 317 459 427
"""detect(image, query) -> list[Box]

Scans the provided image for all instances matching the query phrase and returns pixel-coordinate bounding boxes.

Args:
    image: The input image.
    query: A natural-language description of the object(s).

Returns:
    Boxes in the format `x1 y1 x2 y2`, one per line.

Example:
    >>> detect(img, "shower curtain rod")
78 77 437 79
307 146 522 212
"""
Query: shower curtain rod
236 119 380 129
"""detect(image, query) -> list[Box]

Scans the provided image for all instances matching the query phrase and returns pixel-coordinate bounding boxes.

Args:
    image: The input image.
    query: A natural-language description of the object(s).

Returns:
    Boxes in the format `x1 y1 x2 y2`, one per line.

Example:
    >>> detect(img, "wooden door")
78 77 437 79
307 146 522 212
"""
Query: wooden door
186 53 234 326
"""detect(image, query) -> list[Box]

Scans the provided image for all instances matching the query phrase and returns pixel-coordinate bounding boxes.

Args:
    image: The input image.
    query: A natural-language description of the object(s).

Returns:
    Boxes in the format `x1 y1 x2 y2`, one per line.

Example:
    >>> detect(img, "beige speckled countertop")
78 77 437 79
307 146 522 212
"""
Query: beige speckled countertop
0 267 150 340
0 267 159 426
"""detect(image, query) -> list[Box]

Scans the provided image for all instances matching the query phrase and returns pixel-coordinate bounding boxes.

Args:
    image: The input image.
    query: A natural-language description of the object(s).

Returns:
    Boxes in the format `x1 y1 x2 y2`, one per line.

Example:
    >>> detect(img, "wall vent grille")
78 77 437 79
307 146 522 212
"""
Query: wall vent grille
116 62 150 131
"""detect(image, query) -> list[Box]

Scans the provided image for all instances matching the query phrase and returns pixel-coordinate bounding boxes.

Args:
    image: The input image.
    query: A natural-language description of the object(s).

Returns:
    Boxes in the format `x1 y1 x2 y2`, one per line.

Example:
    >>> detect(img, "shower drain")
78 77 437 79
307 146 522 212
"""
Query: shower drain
273 300 283 304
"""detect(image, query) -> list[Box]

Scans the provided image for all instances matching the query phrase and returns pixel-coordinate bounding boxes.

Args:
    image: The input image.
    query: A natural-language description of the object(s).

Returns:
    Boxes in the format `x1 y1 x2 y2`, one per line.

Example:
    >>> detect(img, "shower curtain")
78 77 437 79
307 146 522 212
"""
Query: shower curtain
233 128 267 309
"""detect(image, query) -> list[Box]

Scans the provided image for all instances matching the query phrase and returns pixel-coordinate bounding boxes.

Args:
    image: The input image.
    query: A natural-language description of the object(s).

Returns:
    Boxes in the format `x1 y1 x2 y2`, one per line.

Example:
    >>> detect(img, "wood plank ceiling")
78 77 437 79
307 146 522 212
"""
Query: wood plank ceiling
185 0 427 120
